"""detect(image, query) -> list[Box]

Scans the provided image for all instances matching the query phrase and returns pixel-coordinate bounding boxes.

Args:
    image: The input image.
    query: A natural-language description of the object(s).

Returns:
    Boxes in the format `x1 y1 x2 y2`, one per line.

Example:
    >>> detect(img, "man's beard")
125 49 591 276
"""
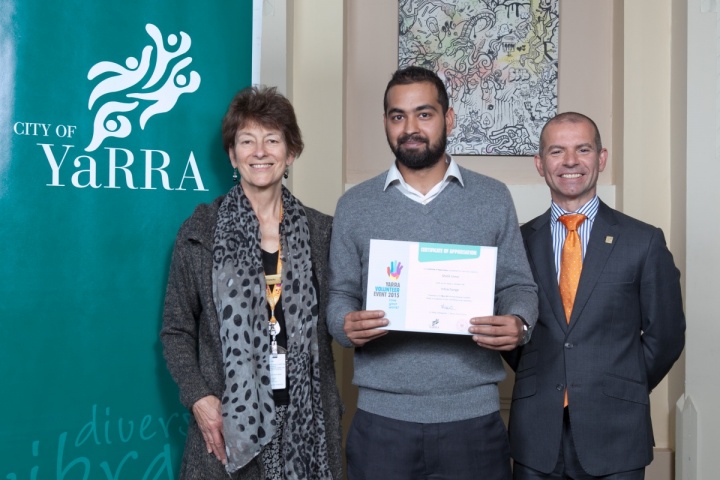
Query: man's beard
390 132 447 170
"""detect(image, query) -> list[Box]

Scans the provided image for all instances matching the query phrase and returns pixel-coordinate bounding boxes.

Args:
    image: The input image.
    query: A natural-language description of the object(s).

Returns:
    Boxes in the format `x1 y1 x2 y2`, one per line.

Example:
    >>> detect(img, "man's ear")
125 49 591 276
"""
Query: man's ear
534 154 545 177
598 148 608 173
445 107 455 136
229 148 238 169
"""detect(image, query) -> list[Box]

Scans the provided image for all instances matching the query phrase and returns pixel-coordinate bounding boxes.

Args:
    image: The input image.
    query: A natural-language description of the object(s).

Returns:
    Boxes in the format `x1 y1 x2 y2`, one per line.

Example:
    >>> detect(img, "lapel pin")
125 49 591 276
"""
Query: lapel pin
605 236 614 244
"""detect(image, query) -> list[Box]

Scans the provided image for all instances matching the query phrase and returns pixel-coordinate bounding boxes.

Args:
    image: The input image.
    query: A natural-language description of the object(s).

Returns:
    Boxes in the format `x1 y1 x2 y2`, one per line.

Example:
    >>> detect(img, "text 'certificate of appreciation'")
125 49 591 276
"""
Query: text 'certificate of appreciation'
366 239 497 335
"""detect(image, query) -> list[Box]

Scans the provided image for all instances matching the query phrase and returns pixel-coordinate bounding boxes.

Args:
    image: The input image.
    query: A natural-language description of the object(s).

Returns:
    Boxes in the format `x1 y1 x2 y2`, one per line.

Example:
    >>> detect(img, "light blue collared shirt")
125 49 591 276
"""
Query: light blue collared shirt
383 155 464 204
550 196 600 281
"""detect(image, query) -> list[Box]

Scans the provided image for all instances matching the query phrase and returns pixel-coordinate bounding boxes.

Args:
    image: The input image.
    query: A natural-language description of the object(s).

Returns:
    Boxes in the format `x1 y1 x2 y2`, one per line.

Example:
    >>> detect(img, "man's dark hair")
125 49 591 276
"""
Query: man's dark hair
383 66 449 114
538 112 603 155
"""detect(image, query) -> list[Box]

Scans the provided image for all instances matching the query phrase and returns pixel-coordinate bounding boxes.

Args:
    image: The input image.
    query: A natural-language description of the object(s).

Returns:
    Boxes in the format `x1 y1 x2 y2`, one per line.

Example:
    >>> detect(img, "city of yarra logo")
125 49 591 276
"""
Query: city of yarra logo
85 23 201 152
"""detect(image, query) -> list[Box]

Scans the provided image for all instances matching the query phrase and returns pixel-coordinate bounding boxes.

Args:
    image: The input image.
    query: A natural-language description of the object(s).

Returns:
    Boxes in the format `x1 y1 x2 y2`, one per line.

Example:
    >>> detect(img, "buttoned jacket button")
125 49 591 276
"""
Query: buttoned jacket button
556 384 564 391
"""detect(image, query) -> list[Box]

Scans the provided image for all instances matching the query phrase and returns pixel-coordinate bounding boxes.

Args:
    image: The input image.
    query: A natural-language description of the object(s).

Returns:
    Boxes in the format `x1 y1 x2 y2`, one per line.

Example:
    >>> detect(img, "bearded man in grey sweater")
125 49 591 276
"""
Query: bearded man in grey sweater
328 66 538 480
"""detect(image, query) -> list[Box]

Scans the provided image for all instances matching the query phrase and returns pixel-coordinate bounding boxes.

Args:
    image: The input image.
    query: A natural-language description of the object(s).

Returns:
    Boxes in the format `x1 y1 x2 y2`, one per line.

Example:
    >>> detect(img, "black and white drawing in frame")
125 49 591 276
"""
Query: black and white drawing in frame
399 0 559 155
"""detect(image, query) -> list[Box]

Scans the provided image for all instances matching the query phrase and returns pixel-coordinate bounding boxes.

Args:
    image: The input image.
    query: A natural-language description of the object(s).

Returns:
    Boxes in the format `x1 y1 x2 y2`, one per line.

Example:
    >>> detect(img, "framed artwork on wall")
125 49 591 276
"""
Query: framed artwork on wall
399 0 559 155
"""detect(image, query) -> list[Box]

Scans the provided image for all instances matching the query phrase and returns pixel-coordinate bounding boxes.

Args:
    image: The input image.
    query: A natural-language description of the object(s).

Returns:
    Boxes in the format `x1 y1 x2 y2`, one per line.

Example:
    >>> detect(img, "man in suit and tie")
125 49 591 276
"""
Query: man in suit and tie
505 112 685 479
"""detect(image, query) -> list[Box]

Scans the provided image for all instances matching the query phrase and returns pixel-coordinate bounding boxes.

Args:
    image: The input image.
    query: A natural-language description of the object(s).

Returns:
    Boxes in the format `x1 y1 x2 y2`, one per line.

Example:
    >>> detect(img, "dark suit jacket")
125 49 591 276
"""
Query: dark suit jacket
504 201 685 476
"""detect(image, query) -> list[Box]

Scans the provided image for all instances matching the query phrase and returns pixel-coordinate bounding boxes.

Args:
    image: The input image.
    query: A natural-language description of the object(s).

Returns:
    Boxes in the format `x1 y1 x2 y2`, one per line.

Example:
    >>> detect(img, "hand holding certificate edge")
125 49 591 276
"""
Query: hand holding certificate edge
344 310 389 347
469 315 525 351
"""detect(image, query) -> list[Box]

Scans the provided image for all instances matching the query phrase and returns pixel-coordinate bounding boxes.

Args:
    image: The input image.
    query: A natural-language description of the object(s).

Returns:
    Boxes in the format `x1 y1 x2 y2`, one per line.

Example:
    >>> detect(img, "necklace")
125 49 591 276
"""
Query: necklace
265 205 282 356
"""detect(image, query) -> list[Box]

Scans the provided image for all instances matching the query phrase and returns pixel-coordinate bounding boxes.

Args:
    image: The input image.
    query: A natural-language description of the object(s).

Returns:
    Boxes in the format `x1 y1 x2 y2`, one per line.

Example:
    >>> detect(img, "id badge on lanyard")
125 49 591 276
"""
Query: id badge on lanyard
269 346 287 390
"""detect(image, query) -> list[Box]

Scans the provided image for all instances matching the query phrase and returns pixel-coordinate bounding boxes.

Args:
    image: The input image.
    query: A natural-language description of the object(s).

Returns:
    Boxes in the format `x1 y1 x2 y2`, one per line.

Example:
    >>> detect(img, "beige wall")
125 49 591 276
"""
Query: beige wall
343 0 682 456
345 1 619 224
345 1 618 190
624 0 688 453
278 0 691 477
289 0 344 216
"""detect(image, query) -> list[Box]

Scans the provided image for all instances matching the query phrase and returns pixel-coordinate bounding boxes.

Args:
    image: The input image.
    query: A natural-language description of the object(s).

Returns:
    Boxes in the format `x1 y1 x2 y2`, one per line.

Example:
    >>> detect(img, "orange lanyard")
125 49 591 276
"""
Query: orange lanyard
265 245 282 328
265 205 282 354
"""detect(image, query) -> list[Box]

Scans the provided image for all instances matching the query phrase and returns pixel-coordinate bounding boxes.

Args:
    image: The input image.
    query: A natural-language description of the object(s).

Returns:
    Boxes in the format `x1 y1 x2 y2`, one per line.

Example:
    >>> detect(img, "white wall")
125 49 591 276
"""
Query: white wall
680 2 720 478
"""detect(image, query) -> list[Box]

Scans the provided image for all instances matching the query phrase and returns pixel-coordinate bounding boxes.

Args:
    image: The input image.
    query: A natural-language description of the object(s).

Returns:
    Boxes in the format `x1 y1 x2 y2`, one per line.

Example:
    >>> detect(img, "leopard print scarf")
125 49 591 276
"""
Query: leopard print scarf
212 184 331 478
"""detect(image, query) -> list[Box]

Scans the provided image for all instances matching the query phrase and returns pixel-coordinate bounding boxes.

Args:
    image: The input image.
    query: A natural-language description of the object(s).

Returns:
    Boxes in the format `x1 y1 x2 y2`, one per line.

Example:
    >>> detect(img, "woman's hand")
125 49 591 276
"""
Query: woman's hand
192 395 227 464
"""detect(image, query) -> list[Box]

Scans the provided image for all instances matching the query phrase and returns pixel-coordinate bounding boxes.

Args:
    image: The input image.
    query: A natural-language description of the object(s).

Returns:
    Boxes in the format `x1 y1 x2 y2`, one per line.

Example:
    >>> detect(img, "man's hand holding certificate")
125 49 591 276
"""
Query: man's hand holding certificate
366 239 497 335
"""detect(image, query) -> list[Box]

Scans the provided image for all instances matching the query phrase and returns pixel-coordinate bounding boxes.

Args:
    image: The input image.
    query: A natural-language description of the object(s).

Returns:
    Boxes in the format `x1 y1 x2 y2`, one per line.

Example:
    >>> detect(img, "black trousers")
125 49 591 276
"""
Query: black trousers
347 409 511 480
513 409 645 480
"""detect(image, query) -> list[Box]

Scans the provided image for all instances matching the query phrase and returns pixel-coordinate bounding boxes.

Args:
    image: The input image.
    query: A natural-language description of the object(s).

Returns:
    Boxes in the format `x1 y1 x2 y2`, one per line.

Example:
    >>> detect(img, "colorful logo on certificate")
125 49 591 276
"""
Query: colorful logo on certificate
386 261 403 280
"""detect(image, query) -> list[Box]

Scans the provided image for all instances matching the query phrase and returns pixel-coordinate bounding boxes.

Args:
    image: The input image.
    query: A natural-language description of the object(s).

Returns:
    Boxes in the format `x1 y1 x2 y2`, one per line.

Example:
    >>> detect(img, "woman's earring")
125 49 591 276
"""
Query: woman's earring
283 167 289 180
232 168 238 184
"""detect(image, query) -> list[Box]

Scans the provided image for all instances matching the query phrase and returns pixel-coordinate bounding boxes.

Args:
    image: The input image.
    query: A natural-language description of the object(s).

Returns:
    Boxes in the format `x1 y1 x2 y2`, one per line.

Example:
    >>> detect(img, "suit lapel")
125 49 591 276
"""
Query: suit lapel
567 202 619 331
526 211 568 333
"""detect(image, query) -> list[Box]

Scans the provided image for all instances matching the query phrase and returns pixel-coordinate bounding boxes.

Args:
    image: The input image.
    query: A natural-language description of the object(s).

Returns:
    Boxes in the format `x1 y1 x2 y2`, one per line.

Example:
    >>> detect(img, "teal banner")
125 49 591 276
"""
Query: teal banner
0 1 253 477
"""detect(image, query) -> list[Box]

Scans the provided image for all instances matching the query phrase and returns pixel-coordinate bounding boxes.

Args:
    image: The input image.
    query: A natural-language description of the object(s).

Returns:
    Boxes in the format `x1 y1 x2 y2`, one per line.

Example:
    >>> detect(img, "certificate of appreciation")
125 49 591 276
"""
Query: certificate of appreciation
366 239 497 335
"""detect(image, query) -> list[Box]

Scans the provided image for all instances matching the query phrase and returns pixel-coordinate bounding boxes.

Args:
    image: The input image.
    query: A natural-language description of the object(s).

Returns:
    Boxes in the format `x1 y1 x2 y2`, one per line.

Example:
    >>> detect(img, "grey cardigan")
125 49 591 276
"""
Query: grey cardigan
161 195 343 479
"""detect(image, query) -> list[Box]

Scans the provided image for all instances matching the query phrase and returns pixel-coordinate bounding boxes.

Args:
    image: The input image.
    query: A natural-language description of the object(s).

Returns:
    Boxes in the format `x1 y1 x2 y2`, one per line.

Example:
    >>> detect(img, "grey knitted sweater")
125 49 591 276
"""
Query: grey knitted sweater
328 167 537 423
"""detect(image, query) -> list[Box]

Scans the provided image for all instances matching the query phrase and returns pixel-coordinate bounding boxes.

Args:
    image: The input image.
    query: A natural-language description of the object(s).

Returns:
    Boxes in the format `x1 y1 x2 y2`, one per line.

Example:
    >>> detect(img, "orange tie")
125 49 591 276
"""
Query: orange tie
558 213 586 407
558 214 587 323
